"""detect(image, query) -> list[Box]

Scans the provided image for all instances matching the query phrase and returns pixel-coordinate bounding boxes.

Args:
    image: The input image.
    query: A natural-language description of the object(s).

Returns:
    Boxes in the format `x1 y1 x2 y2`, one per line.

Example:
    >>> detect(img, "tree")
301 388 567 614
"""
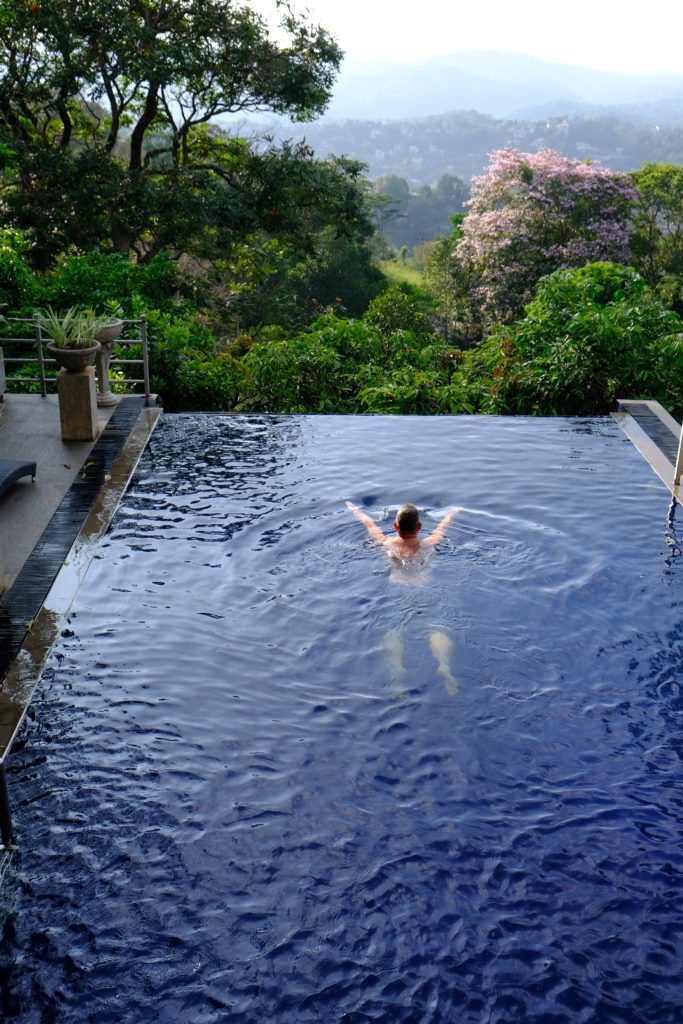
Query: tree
0 0 357 265
631 162 683 315
227 225 385 332
424 214 479 344
460 262 683 416
372 173 469 252
363 286 433 340
455 148 636 325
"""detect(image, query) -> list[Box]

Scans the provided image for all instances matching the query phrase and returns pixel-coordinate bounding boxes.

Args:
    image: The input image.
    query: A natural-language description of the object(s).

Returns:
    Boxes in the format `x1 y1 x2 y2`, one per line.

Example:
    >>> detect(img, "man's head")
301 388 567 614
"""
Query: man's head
394 503 421 538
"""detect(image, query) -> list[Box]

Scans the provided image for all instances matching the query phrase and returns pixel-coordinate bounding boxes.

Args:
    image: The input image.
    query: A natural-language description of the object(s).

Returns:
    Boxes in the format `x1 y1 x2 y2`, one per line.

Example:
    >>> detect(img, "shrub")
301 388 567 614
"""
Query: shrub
0 229 36 309
460 262 683 416
37 251 185 314
363 286 434 339
174 353 240 411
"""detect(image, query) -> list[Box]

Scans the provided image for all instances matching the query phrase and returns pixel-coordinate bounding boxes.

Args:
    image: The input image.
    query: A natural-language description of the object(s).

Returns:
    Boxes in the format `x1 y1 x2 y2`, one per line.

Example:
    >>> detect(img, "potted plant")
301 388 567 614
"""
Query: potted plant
39 306 110 373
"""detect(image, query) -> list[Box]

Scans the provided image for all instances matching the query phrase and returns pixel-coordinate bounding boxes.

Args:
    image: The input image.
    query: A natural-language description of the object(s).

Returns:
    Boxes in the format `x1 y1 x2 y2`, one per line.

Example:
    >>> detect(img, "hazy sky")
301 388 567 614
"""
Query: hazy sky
253 0 682 77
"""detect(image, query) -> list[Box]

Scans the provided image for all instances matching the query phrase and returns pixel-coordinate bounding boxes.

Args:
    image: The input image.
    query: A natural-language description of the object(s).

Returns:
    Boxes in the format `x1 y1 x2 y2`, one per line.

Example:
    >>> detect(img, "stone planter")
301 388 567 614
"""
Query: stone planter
95 319 124 346
95 319 124 406
47 341 101 373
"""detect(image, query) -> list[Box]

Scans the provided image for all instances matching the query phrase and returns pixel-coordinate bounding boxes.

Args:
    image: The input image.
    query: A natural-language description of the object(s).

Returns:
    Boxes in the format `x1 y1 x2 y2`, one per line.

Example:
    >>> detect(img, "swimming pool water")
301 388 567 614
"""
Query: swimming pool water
2 414 683 1023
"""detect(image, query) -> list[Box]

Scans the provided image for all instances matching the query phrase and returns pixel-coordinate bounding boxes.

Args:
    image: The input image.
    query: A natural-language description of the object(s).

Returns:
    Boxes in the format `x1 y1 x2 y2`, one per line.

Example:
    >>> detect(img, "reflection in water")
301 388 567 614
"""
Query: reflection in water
383 629 408 697
664 496 683 570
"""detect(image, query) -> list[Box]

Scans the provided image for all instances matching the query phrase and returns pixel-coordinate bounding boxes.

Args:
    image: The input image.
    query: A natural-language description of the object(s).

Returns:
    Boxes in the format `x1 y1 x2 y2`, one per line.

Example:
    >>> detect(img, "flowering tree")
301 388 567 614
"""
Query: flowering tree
455 148 637 324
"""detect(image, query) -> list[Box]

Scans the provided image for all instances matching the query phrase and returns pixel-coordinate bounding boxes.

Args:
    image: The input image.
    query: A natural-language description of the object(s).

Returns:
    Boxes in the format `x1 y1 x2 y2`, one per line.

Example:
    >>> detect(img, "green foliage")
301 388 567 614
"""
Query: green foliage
0 228 36 308
631 163 683 314
363 287 433 339
237 317 375 412
37 251 186 314
460 262 683 416
358 367 450 414
372 173 470 251
423 235 481 345
0 1 356 266
174 354 240 412
233 312 466 415
118 307 224 411
229 226 384 332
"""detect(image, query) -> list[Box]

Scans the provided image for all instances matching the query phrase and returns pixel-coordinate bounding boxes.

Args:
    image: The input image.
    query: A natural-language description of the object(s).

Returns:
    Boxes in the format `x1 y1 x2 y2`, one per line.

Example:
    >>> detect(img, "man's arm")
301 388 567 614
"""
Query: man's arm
424 507 461 546
345 500 388 545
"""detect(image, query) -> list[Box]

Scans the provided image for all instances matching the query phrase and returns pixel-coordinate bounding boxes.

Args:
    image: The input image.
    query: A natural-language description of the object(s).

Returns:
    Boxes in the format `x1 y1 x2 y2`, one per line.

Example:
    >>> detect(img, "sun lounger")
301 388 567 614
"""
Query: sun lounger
0 459 36 500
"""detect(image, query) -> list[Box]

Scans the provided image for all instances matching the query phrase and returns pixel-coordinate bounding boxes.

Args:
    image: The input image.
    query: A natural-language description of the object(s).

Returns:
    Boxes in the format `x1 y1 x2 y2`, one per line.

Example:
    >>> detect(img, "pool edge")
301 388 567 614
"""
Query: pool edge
613 399 683 501
0 403 161 768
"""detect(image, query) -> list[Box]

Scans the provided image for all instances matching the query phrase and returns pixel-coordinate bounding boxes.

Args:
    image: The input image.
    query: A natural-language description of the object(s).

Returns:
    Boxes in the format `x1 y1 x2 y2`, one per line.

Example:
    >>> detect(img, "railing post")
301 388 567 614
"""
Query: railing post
674 423 683 488
34 312 47 398
0 764 16 850
140 315 151 402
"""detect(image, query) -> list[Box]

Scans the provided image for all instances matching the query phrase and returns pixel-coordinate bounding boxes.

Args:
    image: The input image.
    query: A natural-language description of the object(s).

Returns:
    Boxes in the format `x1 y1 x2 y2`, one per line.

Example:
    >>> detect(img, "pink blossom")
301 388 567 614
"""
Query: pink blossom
455 148 637 321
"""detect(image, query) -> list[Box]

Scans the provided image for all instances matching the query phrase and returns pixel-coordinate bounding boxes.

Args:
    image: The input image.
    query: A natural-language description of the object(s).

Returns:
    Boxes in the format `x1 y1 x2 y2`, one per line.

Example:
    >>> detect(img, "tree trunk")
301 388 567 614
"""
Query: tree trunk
129 83 159 171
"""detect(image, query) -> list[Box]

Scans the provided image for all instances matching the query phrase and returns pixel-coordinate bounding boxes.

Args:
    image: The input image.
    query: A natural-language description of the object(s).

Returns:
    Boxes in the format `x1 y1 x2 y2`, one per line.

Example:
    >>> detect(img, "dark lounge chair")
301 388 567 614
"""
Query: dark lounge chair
0 459 36 500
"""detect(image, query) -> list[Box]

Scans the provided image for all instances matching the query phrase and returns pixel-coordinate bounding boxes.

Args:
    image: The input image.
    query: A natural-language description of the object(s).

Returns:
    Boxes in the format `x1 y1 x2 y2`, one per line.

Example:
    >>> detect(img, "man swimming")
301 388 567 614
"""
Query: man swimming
345 501 458 554
345 500 461 693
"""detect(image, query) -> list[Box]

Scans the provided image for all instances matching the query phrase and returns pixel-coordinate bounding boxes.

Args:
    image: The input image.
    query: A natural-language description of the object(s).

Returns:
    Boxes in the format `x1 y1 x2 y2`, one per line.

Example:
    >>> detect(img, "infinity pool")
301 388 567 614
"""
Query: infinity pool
2 414 683 1022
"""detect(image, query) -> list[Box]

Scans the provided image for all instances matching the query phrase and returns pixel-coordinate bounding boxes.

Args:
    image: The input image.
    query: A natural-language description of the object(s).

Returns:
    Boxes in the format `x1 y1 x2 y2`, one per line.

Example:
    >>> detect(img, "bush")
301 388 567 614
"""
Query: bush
460 262 683 416
174 353 240 411
363 286 434 339
238 333 345 412
0 229 37 309
143 308 225 410
37 251 186 314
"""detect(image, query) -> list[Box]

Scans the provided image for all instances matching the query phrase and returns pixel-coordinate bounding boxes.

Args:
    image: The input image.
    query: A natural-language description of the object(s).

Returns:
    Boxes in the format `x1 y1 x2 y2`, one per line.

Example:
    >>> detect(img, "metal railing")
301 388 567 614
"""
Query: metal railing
0 314 151 401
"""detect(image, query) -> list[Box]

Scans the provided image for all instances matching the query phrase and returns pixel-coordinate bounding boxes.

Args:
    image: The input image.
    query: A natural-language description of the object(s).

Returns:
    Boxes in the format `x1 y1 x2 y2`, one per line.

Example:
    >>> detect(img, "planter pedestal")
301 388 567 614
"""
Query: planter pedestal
96 341 120 407
57 366 99 441
95 320 123 407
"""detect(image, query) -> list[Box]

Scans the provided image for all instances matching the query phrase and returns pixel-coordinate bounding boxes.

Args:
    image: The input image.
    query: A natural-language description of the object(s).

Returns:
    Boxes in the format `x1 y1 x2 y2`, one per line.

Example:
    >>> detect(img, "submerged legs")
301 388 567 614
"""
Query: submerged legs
383 630 409 698
428 630 459 694
383 628 459 696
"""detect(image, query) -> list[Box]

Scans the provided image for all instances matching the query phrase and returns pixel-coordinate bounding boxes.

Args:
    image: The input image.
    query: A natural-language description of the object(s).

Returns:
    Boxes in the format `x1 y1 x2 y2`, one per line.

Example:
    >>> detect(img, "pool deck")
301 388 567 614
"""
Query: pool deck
0 393 160 842
0 393 119 592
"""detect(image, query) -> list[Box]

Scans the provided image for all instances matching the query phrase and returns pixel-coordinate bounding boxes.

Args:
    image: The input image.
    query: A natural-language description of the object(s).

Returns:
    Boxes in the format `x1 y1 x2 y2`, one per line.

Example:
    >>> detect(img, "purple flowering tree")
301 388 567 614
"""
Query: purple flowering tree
455 148 637 324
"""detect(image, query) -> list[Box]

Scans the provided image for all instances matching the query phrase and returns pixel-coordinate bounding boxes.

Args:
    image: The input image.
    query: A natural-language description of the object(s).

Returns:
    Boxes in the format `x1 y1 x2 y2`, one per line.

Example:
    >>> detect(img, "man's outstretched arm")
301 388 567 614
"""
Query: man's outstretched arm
345 500 388 545
424 508 461 546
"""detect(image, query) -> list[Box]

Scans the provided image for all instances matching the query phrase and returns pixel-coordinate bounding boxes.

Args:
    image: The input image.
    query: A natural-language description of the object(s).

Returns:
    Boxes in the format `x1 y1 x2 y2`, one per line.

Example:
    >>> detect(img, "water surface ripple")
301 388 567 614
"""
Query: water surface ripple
2 414 683 1023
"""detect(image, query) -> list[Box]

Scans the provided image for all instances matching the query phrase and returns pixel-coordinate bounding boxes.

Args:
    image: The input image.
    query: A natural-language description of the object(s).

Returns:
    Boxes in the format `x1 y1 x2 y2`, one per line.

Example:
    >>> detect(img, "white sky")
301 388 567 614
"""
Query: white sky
252 0 683 77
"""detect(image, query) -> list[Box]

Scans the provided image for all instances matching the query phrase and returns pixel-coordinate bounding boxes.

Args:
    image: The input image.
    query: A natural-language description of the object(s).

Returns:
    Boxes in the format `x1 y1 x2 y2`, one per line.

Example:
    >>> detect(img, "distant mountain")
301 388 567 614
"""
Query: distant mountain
216 52 683 188
325 50 683 123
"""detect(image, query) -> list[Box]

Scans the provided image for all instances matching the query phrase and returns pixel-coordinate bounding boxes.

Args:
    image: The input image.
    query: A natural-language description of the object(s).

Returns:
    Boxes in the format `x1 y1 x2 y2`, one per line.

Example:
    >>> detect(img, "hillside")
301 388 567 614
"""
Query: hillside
235 110 683 188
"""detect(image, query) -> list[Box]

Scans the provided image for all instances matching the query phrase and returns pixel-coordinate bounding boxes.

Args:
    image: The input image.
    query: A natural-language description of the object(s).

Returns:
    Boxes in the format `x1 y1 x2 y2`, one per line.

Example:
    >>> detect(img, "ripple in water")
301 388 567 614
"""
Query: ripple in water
2 414 683 1023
